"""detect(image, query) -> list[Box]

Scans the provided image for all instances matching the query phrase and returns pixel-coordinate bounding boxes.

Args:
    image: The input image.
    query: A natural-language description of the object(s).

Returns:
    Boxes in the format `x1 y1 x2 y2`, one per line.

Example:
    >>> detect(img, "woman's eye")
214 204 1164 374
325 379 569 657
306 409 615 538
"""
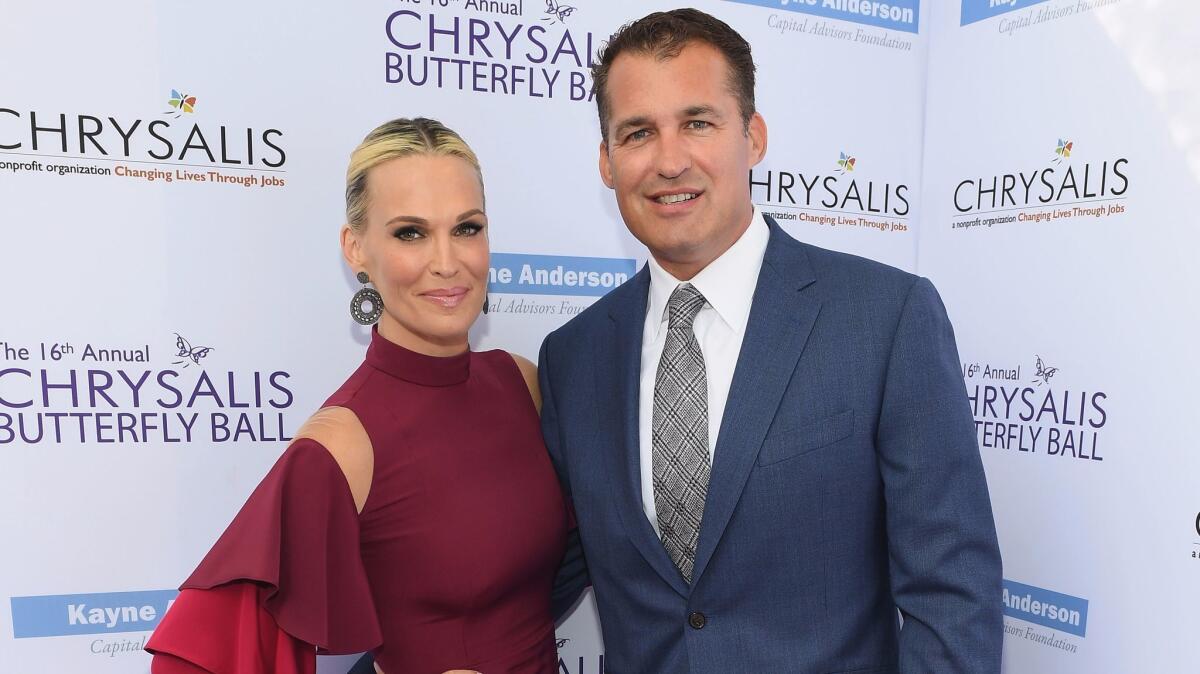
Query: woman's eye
394 226 423 241
455 222 484 236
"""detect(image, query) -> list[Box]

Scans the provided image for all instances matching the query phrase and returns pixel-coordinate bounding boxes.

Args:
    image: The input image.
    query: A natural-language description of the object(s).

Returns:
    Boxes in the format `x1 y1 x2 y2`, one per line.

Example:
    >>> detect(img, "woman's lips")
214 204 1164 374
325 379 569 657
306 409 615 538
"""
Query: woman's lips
419 287 471 309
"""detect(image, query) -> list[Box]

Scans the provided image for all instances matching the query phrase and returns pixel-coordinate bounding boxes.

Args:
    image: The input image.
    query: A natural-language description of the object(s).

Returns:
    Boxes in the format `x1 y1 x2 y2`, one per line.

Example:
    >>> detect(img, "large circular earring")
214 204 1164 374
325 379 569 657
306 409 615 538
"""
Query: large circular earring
351 271 383 325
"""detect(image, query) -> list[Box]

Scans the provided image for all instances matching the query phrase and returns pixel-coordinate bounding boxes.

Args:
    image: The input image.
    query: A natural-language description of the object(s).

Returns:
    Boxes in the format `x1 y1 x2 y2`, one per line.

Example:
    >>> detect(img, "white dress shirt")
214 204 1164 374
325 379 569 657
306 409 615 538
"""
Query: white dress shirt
639 207 770 535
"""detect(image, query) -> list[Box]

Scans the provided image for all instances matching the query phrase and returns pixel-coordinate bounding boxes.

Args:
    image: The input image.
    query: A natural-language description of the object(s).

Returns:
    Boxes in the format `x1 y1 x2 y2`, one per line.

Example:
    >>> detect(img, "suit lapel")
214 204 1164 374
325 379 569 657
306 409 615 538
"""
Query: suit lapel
692 218 821 583
596 267 690 596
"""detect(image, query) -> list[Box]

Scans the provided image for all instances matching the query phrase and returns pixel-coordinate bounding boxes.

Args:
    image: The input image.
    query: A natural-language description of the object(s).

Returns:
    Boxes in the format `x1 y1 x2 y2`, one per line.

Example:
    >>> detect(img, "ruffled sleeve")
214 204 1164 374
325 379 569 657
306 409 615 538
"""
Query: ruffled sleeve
146 439 382 671
147 583 316 674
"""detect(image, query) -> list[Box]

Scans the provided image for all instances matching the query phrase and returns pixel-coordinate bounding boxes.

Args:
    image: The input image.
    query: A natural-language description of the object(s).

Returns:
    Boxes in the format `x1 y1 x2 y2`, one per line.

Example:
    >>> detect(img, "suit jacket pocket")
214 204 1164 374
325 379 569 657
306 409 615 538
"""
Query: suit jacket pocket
756 409 855 466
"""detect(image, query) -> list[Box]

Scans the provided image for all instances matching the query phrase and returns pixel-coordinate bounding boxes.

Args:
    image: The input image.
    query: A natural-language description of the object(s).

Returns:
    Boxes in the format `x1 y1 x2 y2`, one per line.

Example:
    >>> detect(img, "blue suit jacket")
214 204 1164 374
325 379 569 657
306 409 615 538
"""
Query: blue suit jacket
538 217 1002 673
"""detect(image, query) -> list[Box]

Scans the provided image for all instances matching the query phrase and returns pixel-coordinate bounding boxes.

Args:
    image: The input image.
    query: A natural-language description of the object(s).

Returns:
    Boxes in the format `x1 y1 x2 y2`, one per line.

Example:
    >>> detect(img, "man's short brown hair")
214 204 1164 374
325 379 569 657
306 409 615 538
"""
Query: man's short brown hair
591 8 757 142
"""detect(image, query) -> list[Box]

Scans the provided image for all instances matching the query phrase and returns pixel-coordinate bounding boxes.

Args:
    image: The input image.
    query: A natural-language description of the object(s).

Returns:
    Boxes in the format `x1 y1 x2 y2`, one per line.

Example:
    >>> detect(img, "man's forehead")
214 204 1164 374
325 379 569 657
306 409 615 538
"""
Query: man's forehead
602 41 740 139
608 41 728 78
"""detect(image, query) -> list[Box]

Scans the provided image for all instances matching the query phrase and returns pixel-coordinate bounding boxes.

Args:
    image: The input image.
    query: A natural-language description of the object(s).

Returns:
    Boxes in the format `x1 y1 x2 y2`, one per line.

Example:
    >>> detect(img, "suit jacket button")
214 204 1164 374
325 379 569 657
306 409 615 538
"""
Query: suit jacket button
688 611 706 629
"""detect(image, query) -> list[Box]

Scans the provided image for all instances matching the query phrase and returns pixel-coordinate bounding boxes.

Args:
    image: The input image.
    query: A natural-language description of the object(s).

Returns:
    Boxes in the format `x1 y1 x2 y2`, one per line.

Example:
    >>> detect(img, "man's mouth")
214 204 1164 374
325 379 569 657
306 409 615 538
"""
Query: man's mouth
654 192 699 205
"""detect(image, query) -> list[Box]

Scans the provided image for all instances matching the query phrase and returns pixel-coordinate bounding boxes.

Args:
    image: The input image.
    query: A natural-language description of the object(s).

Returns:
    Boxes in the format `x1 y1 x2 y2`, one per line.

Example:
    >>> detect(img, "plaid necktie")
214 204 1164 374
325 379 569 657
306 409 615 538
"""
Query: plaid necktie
652 283 710 582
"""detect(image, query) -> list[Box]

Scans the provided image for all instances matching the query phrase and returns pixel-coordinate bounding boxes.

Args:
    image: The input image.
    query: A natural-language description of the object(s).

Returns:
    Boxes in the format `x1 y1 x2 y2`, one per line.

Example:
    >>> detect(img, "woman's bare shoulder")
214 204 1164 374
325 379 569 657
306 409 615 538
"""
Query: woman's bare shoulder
293 406 374 512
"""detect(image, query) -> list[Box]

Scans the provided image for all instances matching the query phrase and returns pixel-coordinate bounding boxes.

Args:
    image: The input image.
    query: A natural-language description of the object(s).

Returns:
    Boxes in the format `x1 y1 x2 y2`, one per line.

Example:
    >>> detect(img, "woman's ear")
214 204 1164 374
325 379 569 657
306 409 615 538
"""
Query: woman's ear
341 224 365 271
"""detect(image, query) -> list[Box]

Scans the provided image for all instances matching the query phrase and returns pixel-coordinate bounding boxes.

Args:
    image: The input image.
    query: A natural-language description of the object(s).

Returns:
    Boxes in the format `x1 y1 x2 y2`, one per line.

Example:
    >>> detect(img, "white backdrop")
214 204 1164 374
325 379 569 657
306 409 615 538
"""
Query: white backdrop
1 1 1195 672
919 1 1200 671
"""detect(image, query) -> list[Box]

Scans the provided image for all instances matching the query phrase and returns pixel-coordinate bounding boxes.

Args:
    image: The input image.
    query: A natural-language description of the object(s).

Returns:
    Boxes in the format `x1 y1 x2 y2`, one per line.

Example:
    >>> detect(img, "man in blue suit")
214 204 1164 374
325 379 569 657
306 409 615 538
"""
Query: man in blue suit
538 9 1003 673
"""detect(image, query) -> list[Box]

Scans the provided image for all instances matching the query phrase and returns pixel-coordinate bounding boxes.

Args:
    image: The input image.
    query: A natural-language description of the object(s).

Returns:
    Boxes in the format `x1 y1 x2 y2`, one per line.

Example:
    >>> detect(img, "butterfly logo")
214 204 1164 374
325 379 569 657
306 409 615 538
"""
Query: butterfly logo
555 637 570 648
1054 139 1072 163
165 89 197 118
1033 355 1058 386
173 333 214 368
836 151 856 174
541 0 576 24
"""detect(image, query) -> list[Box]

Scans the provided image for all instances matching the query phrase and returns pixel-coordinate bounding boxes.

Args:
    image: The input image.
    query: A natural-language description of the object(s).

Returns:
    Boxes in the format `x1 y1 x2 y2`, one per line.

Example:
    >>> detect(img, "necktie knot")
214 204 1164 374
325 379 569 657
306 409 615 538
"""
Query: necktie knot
667 283 706 330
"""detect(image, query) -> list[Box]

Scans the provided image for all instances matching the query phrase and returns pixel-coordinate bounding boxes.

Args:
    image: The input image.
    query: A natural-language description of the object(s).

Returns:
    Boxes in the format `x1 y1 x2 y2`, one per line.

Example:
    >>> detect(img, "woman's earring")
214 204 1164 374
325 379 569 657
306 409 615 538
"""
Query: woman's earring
482 292 490 315
351 271 383 325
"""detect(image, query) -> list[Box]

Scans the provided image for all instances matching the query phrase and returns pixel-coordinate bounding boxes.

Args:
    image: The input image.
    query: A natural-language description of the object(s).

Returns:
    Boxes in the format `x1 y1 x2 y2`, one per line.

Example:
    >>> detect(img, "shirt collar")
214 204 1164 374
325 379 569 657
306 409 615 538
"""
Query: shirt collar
646 206 770 340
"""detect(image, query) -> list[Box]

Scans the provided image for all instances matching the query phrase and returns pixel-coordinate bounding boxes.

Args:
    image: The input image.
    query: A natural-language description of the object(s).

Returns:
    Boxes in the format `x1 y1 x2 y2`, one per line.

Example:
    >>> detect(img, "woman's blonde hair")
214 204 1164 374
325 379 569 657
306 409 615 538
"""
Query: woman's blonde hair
345 117 482 230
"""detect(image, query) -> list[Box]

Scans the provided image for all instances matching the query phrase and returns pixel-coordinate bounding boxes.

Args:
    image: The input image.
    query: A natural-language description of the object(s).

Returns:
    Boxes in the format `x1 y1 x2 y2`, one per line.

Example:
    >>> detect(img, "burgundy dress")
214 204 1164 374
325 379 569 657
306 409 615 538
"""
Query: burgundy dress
146 329 570 673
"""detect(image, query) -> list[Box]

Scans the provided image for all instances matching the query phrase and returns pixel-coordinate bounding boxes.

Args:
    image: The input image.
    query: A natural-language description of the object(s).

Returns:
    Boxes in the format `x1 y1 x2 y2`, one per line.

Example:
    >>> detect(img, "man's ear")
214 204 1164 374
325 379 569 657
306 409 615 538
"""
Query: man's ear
599 140 615 189
747 112 768 167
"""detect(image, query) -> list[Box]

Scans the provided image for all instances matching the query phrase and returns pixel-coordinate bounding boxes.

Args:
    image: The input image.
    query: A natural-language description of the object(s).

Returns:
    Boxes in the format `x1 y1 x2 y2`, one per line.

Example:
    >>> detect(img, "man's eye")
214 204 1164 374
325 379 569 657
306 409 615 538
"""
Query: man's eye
687 120 710 130
627 129 649 142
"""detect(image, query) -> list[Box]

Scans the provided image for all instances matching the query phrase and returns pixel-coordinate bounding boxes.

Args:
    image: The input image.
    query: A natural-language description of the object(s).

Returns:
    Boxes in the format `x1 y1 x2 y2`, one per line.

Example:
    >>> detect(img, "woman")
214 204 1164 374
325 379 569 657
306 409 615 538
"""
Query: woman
146 118 576 673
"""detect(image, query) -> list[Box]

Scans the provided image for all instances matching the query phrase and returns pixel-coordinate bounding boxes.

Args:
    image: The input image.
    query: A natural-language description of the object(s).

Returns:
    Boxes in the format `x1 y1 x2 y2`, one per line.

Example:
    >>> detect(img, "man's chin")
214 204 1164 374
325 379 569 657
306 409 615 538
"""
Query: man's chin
645 242 714 269
633 226 704 250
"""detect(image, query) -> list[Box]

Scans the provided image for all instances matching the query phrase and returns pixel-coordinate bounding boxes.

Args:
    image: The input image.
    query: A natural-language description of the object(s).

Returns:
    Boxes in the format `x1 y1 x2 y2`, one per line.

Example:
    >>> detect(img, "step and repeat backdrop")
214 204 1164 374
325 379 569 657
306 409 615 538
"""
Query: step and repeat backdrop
917 1 1200 671
0 1 1195 672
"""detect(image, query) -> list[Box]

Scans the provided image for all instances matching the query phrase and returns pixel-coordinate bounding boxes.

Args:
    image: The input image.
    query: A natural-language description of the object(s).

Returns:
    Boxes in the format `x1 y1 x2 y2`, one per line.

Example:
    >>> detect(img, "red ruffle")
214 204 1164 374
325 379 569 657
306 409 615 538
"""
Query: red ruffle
147 439 382 667
147 583 315 674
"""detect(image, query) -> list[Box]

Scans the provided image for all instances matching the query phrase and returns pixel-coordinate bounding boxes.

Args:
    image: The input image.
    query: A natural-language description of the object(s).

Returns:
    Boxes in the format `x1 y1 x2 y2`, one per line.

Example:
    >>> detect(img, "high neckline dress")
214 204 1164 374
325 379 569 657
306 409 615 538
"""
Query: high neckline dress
147 329 570 673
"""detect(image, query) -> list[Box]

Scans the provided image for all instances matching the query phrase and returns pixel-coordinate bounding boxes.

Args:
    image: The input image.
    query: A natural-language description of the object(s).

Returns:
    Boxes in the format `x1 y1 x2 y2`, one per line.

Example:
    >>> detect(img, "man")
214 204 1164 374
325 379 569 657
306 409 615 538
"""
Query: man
538 8 1003 673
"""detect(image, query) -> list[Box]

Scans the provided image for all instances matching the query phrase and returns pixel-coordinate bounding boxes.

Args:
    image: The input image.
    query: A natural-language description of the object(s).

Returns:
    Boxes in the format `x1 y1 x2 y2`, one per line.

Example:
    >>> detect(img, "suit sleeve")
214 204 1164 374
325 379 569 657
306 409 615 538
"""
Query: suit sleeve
539 333 591 621
876 277 1003 673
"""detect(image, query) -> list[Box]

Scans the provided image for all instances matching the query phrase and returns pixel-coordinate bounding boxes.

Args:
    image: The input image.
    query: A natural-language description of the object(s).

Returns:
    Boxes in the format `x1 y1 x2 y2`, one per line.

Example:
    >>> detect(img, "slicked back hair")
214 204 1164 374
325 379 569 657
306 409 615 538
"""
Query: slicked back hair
591 8 757 142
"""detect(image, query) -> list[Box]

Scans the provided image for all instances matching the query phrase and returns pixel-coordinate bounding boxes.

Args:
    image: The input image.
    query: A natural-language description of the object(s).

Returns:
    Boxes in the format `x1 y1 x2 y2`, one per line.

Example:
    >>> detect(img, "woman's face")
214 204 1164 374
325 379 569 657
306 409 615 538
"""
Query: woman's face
343 154 489 356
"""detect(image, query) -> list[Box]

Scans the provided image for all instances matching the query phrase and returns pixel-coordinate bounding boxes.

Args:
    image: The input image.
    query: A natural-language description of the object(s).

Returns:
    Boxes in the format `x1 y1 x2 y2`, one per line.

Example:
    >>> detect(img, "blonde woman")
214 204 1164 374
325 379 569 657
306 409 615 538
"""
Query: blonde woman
146 118 579 674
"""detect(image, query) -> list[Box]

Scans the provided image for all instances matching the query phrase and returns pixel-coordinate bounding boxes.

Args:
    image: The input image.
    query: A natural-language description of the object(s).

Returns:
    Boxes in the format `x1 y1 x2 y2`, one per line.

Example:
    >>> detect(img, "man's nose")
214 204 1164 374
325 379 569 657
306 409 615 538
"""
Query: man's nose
655 131 692 180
